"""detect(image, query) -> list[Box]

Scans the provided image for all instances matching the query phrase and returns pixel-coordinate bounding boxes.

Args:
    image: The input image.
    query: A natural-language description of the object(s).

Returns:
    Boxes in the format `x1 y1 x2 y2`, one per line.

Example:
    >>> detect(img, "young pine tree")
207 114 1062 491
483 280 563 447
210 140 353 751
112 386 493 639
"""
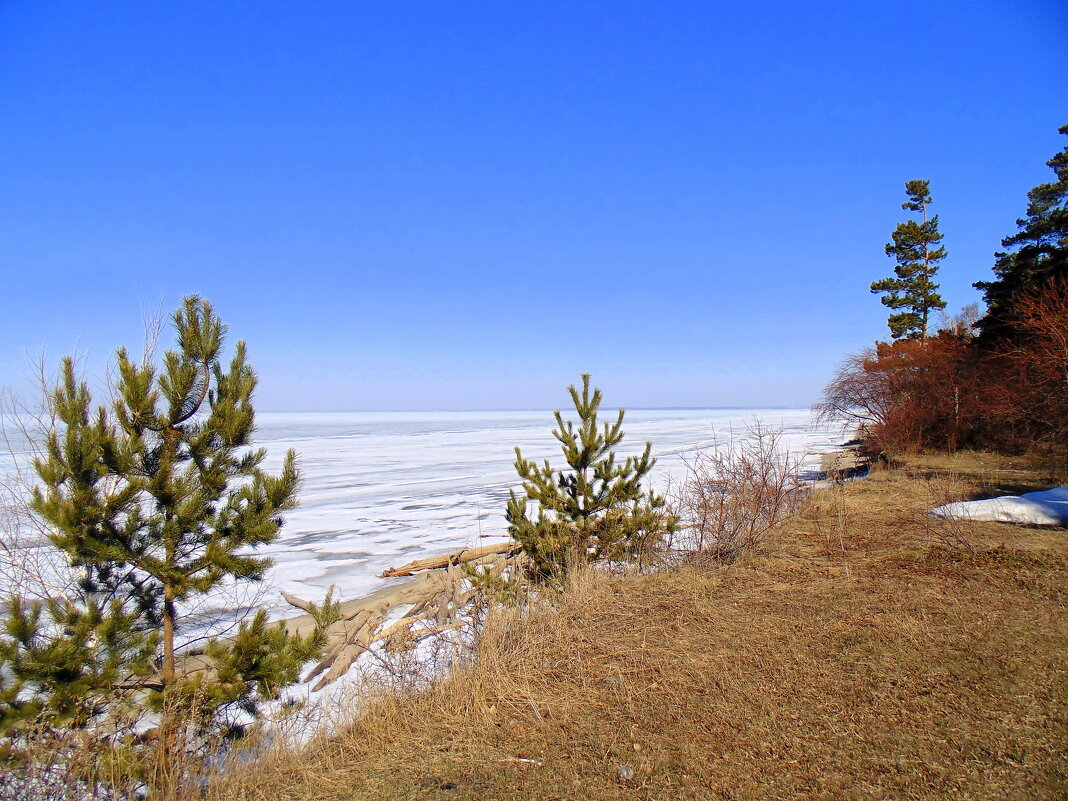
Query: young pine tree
871 179 947 339
505 374 676 577
1 297 323 746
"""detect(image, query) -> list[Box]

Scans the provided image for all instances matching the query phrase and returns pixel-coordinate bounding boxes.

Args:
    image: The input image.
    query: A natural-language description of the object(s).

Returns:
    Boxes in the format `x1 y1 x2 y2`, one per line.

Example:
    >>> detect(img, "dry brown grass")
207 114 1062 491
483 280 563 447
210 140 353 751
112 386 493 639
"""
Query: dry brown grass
206 456 1068 801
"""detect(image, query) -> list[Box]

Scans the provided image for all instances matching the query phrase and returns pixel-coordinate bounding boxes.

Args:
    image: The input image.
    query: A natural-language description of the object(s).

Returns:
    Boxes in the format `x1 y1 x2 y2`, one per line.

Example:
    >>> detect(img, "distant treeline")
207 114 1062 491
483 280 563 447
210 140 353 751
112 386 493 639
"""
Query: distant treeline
819 124 1067 462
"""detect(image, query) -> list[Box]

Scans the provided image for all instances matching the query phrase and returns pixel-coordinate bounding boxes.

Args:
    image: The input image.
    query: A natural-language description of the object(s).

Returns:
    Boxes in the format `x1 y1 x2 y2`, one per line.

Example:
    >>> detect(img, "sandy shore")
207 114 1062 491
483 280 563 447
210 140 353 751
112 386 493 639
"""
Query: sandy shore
819 440 868 479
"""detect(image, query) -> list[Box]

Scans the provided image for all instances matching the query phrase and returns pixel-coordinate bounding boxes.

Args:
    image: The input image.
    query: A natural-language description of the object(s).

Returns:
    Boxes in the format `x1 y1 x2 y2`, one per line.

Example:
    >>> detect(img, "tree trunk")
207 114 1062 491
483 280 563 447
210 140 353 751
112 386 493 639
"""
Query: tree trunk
156 580 178 799
162 581 176 682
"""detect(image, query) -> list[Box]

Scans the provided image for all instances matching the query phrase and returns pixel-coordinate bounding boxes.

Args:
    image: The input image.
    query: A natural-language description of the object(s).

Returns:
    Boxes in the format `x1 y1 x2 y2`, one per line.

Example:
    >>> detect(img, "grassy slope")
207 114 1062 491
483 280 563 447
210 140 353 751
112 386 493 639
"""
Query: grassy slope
212 455 1068 800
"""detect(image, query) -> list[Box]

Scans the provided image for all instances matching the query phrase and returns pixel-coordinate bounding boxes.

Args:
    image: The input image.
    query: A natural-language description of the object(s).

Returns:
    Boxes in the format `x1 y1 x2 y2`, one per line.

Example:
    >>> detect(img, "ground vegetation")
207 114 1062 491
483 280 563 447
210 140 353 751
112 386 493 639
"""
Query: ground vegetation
203 453 1068 801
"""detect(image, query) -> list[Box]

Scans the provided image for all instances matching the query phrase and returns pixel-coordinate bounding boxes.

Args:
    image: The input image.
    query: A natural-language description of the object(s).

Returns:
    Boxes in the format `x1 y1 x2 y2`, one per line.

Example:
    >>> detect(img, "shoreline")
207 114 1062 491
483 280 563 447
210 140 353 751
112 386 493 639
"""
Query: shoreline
818 439 869 480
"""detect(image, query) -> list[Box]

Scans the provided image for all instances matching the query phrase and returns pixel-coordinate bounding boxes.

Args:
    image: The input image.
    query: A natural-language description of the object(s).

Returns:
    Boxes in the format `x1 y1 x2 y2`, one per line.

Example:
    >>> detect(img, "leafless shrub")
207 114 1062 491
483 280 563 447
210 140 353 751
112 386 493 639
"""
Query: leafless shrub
667 422 806 565
0 371 75 605
919 473 977 552
0 712 149 801
0 696 270 801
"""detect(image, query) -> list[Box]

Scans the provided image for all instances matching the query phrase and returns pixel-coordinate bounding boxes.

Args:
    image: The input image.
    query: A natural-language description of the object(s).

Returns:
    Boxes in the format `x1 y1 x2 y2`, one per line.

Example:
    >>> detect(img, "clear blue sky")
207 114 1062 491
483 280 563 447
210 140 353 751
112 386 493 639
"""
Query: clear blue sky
1 2 1065 411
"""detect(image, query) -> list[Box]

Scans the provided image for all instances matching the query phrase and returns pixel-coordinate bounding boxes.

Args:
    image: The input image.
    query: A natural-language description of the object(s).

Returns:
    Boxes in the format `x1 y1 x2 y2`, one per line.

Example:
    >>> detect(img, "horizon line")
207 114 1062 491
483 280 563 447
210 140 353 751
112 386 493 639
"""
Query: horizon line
257 405 816 414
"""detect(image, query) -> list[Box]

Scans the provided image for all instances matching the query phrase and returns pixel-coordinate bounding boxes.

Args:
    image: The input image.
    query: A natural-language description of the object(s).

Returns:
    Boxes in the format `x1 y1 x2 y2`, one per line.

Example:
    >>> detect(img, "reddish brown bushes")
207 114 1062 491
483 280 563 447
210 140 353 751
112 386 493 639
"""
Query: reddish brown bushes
818 333 977 454
997 276 1068 451
819 277 1068 460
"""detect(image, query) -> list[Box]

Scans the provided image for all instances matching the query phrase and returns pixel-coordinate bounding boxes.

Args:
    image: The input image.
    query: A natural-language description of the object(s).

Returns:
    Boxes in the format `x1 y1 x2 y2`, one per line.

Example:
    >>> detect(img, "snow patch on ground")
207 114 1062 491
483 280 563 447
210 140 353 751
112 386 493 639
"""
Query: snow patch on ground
931 486 1068 527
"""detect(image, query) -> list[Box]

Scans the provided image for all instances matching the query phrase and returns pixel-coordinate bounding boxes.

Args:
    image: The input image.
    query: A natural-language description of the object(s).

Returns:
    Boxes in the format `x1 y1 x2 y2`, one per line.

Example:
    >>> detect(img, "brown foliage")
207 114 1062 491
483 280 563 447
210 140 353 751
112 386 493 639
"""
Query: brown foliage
995 275 1068 451
819 278 1068 460
817 333 978 454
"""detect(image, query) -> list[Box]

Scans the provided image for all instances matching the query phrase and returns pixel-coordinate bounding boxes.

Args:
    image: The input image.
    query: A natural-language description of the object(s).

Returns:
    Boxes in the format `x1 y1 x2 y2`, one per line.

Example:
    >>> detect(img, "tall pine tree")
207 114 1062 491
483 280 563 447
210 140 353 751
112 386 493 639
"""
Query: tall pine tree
871 179 947 339
505 374 676 578
975 123 1068 339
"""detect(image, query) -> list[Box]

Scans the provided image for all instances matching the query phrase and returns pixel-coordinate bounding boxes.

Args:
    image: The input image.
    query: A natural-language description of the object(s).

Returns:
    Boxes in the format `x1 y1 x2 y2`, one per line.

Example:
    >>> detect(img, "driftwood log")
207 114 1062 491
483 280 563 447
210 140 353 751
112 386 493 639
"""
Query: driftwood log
380 541 518 576
283 541 523 690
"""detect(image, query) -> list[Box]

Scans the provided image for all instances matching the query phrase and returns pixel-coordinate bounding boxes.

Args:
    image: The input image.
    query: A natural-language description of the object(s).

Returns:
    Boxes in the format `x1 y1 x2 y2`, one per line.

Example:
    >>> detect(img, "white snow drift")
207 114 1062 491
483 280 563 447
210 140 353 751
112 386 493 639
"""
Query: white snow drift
931 486 1068 527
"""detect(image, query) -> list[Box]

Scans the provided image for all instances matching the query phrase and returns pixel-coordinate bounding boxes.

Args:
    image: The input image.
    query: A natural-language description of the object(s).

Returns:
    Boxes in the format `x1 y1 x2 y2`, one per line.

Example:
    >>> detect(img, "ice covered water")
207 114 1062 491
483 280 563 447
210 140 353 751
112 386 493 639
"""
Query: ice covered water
253 409 844 619
1 409 846 628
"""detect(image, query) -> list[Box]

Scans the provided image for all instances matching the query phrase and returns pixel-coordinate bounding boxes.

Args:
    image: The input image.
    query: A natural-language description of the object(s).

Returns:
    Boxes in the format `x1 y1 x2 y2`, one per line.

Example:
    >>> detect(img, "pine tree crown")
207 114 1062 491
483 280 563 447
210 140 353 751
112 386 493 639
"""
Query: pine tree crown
4 296 316 737
975 122 1068 336
871 179 948 339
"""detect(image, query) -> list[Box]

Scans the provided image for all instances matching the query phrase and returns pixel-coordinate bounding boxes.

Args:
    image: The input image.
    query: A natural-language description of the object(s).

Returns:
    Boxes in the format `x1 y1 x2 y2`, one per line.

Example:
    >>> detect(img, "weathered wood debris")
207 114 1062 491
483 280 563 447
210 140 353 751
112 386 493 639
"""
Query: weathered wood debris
283 541 522 690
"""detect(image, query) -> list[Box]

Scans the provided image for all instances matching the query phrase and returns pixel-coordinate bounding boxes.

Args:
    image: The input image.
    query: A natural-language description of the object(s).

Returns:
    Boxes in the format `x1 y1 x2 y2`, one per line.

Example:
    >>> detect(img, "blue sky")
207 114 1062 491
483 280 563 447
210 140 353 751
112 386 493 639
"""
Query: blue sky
1 2 1065 411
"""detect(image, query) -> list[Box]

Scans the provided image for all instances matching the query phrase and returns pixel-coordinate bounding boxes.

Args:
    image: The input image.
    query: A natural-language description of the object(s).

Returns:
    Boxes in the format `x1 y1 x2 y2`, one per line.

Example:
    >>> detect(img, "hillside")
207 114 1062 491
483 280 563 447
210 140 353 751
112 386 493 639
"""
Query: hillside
210 454 1068 801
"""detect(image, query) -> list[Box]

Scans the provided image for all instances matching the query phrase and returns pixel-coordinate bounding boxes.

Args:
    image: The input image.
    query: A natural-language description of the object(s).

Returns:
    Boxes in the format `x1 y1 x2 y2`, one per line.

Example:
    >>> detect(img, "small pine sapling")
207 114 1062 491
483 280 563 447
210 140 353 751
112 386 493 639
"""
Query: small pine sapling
506 374 676 578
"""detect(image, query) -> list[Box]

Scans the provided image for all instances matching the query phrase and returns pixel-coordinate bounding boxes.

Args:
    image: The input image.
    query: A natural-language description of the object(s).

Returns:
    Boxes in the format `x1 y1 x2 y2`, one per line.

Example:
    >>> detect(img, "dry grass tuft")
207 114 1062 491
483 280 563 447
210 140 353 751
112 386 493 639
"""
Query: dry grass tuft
207 455 1068 801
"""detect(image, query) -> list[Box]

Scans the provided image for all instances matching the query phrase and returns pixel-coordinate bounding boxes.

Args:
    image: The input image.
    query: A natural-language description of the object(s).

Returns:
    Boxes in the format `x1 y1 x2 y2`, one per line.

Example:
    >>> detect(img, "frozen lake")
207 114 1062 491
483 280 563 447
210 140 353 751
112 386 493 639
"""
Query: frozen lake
252 408 844 617
2 408 846 628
